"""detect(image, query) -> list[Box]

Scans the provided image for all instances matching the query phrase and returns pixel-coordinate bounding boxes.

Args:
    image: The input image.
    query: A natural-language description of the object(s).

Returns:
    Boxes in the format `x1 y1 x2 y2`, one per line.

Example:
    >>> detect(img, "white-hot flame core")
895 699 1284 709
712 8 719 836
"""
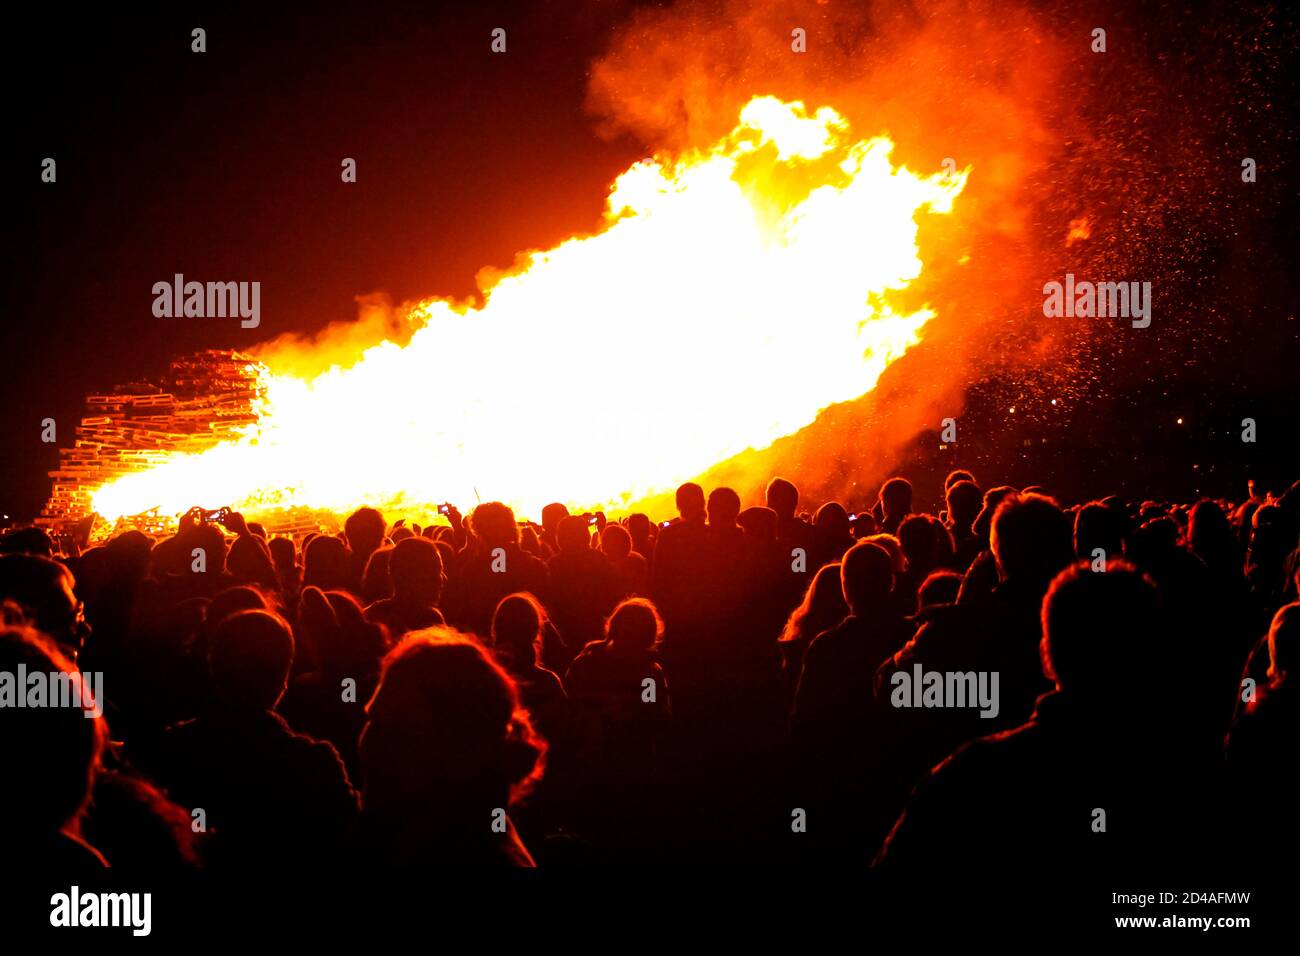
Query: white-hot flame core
92 96 967 523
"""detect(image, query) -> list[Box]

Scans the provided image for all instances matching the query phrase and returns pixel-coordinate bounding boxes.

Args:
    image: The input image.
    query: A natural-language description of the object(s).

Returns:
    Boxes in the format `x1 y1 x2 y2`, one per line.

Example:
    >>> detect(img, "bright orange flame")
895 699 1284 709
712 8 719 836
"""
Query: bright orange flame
91 96 967 524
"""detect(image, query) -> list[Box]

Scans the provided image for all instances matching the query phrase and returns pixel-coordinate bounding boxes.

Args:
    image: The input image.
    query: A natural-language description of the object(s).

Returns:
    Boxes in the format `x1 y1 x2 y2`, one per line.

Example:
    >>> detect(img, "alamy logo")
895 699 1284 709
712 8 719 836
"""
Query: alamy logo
889 664 1000 718
1042 273 1151 328
0 666 102 717
50 886 151 936
152 274 261 328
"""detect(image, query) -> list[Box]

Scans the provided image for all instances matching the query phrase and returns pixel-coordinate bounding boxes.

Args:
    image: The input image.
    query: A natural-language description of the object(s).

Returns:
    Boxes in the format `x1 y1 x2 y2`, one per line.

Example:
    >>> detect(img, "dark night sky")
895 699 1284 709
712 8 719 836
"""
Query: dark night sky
5 1 648 518
5 0 1298 520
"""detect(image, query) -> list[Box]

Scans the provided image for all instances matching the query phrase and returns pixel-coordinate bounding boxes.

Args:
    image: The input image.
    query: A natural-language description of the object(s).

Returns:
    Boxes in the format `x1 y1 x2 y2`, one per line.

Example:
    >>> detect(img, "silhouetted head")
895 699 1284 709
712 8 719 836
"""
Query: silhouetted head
345 507 387 559
1075 501 1127 563
864 533 904 574
1128 517 1184 574
840 541 894 616
557 515 592 553
1188 499 1236 569
292 582 364 671
541 503 570 535
361 545 394 603
737 506 778 542
626 514 651 548
879 477 913 519
104 530 153 579
317 590 387 675
814 502 851 541
471 502 519 549
945 470 977 491
898 514 941 570
262 535 296 572
492 592 547 664
519 525 542 555
302 534 352 591
605 598 663 652
708 487 742 529
389 537 444 604
765 477 799 520
0 527 55 558
945 480 983 531
917 570 962 609
600 523 633 560
1041 562 1160 703
0 625 106 837
675 483 706 523
1266 602 1300 684
227 534 278 588
0 554 88 657
205 585 267 630
361 629 545 808
973 485 1018 542
991 493 1074 585
177 522 228 576
781 562 848 643
207 609 294 710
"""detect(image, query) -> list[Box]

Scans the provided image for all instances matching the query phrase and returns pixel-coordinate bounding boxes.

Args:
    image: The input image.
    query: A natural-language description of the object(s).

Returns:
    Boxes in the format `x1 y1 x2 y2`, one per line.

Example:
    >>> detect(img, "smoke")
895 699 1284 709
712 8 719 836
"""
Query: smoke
588 0 1076 508
249 293 430 378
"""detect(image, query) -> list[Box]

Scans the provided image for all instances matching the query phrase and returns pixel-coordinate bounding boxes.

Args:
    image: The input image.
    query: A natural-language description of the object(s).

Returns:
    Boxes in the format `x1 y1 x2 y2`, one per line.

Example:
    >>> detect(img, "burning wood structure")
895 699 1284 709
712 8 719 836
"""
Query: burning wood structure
38 350 268 540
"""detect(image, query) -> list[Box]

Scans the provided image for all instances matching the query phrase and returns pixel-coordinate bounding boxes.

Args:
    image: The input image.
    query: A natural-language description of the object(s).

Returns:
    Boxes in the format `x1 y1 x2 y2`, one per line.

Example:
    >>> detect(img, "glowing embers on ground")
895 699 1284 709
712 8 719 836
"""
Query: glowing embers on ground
90 96 969 524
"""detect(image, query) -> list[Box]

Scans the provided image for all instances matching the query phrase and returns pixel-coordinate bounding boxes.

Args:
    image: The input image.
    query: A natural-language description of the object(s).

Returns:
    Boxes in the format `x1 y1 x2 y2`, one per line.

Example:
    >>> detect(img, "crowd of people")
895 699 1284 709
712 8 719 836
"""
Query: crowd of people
1 470 1297 873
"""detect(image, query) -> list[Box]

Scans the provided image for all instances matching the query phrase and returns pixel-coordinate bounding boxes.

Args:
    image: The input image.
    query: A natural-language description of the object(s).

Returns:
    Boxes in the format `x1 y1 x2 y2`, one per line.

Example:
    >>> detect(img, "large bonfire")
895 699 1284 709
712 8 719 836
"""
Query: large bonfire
50 96 967 536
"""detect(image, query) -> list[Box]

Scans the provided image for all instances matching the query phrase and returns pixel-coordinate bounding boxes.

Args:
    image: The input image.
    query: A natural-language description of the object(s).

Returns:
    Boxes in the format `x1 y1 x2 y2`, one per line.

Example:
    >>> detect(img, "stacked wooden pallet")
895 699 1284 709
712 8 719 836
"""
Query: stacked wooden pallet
38 350 267 539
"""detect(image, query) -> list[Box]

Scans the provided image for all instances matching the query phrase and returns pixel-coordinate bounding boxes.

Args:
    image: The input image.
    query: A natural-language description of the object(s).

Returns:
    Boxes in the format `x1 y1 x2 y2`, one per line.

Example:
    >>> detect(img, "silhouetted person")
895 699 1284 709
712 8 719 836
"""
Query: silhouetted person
880 562 1230 882
0 553 90 659
651 482 711 647
491 592 569 749
600 523 649 597
944 479 983 571
540 503 570 557
1 625 108 871
565 599 671 796
791 541 913 857
884 493 1071 711
227 533 279 591
875 477 913 536
0 526 56 557
303 534 353 592
1228 602 1300 857
344 507 387 592
705 486 750 639
281 587 388 778
766 477 816 611
793 542 912 742
811 502 854 570
895 515 950 615
944 469 977 490
82 767 201 869
872 493 1073 841
443 502 548 640
1074 500 1127 565
133 609 359 868
918 568 961 605
547 516 622 668
365 536 446 639
625 513 655 568
777 562 847 701
358 629 546 866
268 536 300 601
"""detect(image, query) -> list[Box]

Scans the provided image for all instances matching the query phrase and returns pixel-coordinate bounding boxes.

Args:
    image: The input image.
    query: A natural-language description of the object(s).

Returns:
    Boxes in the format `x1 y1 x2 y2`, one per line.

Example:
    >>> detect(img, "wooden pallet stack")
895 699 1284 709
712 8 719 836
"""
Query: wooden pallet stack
38 350 268 539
